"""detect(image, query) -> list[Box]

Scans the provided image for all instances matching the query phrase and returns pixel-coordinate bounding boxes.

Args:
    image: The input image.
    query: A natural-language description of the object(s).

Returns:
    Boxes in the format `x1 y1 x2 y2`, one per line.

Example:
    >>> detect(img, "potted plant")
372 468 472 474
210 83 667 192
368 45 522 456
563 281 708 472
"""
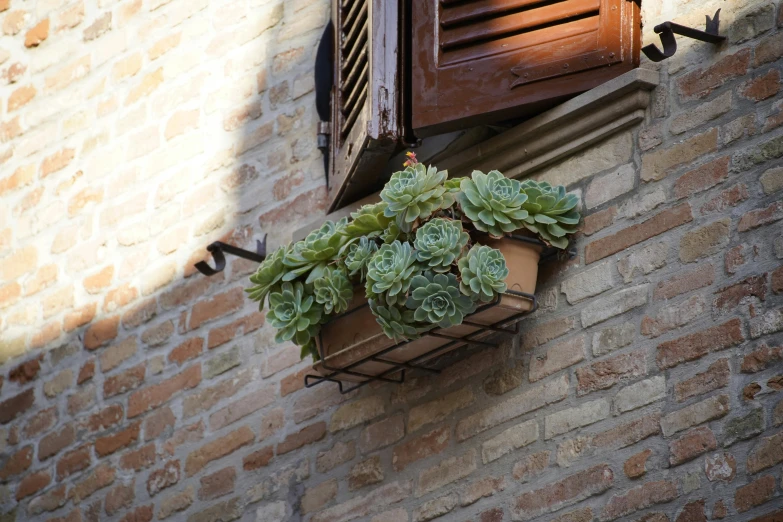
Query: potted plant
247 154 580 381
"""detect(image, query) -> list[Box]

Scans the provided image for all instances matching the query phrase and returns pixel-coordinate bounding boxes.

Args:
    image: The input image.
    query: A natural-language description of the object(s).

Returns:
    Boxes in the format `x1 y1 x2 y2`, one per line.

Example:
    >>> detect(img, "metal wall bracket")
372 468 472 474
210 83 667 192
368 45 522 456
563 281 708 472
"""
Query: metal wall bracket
642 9 726 62
194 236 267 276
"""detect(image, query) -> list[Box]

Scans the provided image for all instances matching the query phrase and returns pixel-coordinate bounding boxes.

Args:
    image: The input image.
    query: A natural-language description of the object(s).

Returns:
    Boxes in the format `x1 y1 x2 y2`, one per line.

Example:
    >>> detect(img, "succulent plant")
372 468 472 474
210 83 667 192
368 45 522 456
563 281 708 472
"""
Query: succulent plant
413 218 469 272
405 272 476 328
380 163 455 231
267 282 324 347
458 170 529 238
369 299 422 342
365 240 419 305
458 245 508 302
246 243 289 309
313 266 353 315
342 202 392 240
283 218 348 283
344 237 378 279
520 180 580 249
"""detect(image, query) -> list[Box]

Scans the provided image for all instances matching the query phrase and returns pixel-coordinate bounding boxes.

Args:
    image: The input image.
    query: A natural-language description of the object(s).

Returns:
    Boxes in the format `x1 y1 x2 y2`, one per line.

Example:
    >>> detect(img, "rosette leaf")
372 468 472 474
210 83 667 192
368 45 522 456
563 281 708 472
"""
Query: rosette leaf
267 282 323 347
283 218 349 282
519 180 580 249
344 237 378 279
313 266 353 315
380 163 455 231
457 245 508 302
405 271 476 328
369 299 422 342
246 243 289 309
458 170 529 237
413 218 469 272
342 202 392 240
365 240 419 305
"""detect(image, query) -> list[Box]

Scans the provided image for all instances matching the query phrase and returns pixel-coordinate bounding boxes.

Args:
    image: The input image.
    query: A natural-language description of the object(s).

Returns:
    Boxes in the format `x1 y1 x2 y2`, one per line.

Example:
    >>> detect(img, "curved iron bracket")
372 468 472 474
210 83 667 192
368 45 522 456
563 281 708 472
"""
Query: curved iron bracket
642 9 726 62
194 236 267 276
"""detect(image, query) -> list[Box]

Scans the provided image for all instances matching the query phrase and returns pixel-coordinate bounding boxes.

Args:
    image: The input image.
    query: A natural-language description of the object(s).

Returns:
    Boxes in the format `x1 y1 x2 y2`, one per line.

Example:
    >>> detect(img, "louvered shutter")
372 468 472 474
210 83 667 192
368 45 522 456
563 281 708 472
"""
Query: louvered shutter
328 0 400 211
411 0 641 137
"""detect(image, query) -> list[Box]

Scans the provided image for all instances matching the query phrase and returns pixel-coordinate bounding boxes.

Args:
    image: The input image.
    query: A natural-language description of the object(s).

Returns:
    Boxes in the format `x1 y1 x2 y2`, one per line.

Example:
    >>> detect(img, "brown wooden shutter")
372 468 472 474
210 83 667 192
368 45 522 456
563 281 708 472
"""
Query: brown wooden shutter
410 0 641 137
328 0 400 211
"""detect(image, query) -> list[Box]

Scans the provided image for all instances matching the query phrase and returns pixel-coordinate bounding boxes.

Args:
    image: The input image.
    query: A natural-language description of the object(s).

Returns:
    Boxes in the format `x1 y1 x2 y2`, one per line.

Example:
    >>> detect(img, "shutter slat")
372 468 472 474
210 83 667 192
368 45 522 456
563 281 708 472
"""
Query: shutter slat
342 3 368 53
441 0 552 28
342 0 364 31
341 51 368 97
342 27 368 73
341 83 367 136
441 0 599 50
341 61 369 115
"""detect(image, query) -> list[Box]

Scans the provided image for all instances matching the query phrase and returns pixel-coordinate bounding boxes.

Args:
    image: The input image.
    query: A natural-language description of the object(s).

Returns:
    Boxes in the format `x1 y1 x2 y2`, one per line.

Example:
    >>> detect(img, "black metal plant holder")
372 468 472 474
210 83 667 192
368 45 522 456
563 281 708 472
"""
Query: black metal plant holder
194 236 268 276
642 9 726 62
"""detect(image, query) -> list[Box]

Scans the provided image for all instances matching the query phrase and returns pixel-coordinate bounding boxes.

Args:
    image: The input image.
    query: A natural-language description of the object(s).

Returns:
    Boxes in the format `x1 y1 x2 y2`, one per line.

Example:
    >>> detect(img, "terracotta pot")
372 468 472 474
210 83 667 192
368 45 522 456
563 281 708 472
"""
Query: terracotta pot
313 236 543 382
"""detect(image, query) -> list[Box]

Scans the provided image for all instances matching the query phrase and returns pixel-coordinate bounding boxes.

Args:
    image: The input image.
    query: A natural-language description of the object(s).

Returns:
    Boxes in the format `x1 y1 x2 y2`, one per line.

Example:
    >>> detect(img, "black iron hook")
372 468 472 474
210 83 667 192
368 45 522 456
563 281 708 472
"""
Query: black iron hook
194 236 267 276
642 9 726 62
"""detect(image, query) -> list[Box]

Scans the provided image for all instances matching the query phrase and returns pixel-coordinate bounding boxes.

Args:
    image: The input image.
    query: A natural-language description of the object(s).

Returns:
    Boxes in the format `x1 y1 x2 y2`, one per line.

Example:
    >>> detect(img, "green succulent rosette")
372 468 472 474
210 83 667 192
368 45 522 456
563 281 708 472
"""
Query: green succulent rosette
283 218 348 283
365 240 419 305
458 170 529 238
458 245 508 302
267 281 323 347
520 180 580 249
344 237 378 279
369 299 422 342
380 163 455 231
413 218 469 272
313 266 353 315
342 202 392 240
405 271 476 328
246 243 289 309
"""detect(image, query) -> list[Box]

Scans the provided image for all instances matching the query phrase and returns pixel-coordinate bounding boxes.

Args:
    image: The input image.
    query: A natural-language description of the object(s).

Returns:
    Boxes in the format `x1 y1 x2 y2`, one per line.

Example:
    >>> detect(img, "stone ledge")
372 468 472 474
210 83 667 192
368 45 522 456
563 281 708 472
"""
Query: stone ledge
293 68 660 240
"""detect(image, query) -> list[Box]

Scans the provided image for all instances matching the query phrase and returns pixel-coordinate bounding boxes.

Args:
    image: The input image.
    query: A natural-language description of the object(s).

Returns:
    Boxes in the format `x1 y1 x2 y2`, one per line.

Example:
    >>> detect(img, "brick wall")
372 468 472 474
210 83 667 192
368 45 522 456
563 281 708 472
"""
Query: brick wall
1 0 782 521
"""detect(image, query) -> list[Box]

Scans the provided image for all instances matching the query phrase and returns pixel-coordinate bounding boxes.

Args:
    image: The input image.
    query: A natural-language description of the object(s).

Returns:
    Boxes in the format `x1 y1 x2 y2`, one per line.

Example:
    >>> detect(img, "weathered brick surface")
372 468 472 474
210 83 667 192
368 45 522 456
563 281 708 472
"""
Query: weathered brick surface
0 1 779 520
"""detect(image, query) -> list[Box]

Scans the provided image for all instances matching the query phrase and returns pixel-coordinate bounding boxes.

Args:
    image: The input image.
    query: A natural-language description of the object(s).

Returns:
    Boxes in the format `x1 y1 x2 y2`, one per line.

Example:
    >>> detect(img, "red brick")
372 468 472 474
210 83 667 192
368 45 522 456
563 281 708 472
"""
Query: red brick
243 446 274 470
700 183 748 214
747 430 783 473
119 443 156 470
84 315 119 349
654 264 714 301
623 449 651 479
68 463 115 503
27 483 66 515
56 446 91 480
41 149 76 178
678 49 751 99
740 69 781 102
742 344 783 373
392 426 449 472
16 469 51 500
277 421 326 455
750 510 783 522
188 288 244 330
104 283 138 312
83 404 124 432
143 405 175 441
127 364 201 418
24 407 57 437
207 312 265 348
122 297 157 328
147 460 180 496
9 355 43 384
63 303 97 332
163 421 204 456
725 245 747 274
738 202 783 232
198 466 235 500
105 479 135 515
772 266 783 294
39 424 76 460
185 426 254 476
159 277 213 310
575 349 646 395
705 452 736 482
104 364 145 397
258 186 327 230
0 388 35 423
95 422 140 457
585 203 693 264
675 358 730 402
0 446 32 480
280 366 309 397
673 156 729 199
592 413 661 449
209 387 275 431
581 206 617 236
656 319 744 369
512 464 613 520
77 359 96 385
714 274 767 313
169 337 203 365
119 505 153 522
669 427 717 466
601 480 678 521
735 475 775 513
676 500 706 522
